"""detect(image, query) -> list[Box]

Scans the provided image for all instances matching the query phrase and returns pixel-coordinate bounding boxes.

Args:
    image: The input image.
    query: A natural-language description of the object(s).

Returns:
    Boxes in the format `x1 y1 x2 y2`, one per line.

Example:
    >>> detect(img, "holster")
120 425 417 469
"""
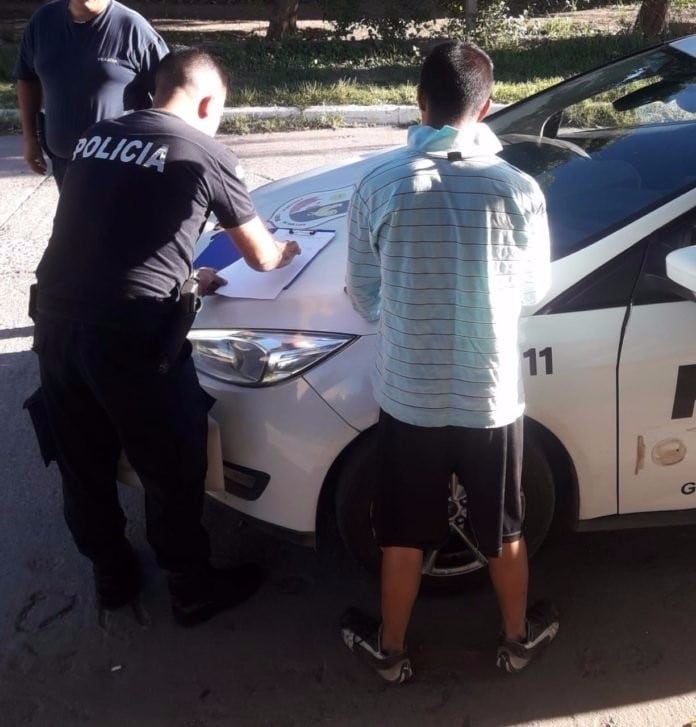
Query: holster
23 388 57 466
157 278 201 374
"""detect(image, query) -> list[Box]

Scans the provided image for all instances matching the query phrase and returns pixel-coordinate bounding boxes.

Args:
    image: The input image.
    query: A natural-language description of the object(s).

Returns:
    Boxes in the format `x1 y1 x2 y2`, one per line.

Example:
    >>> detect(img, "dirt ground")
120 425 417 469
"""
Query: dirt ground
1 1 693 36
3 124 696 727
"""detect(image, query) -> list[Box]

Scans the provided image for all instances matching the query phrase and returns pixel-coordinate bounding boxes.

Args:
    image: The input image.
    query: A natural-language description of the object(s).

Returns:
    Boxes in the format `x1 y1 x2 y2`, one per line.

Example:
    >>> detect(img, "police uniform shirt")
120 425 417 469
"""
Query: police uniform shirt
36 109 256 320
15 0 168 160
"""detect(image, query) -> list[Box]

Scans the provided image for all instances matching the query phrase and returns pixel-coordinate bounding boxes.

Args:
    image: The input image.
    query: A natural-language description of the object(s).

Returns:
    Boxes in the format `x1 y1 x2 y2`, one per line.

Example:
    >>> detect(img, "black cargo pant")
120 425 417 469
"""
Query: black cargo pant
34 313 212 573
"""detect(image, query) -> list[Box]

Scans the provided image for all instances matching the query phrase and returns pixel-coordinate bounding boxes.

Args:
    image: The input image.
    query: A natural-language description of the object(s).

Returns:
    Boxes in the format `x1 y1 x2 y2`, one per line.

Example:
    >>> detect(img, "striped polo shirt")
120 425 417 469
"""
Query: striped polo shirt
346 123 550 429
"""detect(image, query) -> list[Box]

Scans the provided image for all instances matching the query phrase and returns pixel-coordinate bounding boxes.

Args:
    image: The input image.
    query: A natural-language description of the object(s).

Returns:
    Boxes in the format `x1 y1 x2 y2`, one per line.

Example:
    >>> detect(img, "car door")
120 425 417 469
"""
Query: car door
618 207 696 513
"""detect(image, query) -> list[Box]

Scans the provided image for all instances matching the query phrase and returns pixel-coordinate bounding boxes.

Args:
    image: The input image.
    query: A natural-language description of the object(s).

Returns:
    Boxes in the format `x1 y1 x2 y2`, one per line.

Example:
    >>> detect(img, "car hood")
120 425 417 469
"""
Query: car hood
194 148 405 336
193 139 566 335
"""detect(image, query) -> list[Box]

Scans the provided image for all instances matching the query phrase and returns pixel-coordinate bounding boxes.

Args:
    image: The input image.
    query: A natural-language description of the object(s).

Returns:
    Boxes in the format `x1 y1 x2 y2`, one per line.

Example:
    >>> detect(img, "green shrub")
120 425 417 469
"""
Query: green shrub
0 45 16 84
320 0 438 40
441 0 530 47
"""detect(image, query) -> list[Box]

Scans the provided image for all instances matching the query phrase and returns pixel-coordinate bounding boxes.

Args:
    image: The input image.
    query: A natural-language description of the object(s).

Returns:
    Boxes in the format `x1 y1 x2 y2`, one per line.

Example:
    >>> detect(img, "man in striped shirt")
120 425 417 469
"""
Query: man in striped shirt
340 41 557 683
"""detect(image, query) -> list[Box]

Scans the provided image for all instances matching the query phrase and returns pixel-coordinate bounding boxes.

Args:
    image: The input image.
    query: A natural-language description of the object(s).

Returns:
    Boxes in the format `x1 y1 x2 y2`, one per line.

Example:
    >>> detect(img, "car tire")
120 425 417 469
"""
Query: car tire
334 424 556 595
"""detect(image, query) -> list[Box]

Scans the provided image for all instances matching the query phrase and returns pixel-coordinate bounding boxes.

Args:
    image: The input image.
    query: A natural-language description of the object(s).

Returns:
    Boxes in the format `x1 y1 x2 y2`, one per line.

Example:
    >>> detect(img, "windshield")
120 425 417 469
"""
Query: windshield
492 41 696 260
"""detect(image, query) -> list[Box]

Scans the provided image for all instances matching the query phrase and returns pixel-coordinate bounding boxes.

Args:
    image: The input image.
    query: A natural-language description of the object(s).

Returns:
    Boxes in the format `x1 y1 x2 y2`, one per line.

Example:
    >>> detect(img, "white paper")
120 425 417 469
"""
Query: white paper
215 229 335 300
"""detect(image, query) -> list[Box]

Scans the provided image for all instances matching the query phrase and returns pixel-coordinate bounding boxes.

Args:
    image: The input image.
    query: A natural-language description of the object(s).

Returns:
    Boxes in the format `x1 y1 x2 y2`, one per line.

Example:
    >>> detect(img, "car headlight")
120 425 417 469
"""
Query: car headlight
189 329 356 386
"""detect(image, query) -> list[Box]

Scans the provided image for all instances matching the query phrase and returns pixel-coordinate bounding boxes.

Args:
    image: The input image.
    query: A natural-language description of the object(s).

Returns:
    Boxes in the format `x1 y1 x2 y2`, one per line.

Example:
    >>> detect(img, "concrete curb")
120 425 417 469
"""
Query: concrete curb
223 104 423 125
0 103 506 127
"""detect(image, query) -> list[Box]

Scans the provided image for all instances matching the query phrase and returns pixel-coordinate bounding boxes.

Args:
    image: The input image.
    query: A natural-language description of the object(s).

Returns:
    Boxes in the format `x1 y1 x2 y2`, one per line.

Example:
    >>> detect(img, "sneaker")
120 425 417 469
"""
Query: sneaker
93 543 141 610
169 563 265 627
340 607 413 684
496 600 559 673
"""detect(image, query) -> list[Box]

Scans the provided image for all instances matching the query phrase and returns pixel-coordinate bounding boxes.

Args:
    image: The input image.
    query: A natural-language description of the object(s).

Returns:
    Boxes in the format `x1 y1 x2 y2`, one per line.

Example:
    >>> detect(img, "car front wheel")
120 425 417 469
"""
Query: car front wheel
334 424 556 595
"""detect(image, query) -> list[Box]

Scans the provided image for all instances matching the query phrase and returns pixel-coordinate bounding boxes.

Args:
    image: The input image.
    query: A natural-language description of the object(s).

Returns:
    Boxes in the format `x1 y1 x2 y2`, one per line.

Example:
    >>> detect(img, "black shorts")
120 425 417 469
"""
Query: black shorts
374 410 524 557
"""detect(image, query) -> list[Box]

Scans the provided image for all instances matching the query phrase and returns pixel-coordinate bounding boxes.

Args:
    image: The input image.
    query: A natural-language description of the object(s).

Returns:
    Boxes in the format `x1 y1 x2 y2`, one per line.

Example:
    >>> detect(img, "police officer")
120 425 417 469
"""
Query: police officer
31 49 301 626
15 0 168 188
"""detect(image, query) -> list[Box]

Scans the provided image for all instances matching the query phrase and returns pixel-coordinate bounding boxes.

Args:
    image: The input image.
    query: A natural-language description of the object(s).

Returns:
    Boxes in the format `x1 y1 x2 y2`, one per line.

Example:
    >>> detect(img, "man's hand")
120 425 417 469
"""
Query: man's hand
225 216 301 272
273 239 301 269
195 267 227 296
23 136 47 175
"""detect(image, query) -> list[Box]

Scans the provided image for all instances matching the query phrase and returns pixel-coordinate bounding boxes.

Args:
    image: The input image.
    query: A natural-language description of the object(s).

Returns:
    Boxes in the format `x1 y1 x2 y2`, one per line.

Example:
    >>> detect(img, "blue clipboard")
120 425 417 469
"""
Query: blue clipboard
193 230 242 270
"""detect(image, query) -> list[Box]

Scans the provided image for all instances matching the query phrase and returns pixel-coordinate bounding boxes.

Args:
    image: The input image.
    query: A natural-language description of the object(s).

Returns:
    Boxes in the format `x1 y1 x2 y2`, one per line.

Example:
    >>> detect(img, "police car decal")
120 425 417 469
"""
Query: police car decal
269 185 354 230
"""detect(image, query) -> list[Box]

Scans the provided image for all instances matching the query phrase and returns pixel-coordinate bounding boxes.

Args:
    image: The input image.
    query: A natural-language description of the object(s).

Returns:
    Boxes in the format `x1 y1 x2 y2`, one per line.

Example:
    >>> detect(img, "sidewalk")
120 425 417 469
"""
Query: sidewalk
0 134 55 231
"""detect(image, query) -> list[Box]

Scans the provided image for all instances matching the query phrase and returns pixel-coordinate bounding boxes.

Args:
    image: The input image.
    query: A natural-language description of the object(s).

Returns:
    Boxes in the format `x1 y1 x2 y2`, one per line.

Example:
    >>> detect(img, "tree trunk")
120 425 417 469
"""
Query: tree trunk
465 0 478 32
634 0 670 40
266 0 300 40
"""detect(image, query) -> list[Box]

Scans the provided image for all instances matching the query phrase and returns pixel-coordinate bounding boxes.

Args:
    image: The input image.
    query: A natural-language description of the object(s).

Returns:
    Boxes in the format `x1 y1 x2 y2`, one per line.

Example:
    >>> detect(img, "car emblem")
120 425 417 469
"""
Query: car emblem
269 185 355 230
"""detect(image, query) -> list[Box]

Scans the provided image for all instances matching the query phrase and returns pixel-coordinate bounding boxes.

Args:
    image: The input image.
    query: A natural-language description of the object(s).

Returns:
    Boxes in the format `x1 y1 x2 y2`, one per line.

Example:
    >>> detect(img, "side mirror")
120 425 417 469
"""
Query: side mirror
666 245 696 293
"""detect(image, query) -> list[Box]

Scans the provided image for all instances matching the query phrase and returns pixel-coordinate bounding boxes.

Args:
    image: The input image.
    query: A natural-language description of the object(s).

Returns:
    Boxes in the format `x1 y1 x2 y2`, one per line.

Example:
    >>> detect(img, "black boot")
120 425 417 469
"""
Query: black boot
168 563 265 627
93 541 141 610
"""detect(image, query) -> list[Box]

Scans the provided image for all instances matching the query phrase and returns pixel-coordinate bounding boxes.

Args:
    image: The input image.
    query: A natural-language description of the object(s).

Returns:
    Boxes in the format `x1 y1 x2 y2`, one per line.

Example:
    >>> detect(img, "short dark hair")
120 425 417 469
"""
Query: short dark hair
419 41 494 124
155 48 228 100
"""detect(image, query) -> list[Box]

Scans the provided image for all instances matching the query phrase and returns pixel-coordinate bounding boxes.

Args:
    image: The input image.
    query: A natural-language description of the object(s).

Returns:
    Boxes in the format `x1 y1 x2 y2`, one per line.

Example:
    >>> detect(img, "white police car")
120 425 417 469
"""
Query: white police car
188 36 696 592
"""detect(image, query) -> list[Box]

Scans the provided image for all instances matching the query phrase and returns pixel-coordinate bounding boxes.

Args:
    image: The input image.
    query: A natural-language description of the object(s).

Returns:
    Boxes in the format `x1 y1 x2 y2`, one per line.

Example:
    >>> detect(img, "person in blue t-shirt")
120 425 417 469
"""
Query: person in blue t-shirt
15 0 168 188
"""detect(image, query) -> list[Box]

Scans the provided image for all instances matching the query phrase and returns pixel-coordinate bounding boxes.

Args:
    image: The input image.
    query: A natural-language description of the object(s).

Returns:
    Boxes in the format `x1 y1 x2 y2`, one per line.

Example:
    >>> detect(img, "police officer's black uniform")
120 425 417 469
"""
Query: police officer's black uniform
31 109 257 619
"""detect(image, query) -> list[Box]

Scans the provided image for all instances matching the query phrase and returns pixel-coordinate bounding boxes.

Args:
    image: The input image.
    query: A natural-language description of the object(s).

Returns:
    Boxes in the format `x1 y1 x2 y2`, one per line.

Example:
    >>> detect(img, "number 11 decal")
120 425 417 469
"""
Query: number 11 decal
523 347 554 376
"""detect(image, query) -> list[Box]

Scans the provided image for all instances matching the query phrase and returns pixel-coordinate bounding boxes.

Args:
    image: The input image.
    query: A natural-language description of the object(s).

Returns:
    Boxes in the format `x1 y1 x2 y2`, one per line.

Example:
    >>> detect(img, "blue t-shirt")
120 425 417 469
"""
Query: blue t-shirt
15 0 168 159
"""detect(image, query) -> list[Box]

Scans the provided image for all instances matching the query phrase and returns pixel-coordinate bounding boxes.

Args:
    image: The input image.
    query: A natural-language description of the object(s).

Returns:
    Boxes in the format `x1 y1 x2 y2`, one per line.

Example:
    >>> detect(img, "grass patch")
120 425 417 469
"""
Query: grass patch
493 78 564 104
0 81 14 107
234 78 417 106
491 32 649 82
211 30 669 108
0 45 16 105
219 112 344 134
208 28 680 108
0 13 693 133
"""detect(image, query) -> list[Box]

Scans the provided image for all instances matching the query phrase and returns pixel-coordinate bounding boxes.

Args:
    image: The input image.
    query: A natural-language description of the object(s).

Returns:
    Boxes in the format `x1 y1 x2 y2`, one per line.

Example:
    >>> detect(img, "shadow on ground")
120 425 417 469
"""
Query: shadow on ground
1 340 696 725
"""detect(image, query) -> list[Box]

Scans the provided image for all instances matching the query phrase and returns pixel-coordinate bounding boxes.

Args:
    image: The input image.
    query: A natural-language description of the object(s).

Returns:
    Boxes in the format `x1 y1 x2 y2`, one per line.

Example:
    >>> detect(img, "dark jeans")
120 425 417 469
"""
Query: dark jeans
34 314 212 572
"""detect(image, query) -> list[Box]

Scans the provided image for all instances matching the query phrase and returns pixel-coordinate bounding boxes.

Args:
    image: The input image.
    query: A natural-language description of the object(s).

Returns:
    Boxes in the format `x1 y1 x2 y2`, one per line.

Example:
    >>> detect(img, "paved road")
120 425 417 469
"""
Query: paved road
1 130 696 727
